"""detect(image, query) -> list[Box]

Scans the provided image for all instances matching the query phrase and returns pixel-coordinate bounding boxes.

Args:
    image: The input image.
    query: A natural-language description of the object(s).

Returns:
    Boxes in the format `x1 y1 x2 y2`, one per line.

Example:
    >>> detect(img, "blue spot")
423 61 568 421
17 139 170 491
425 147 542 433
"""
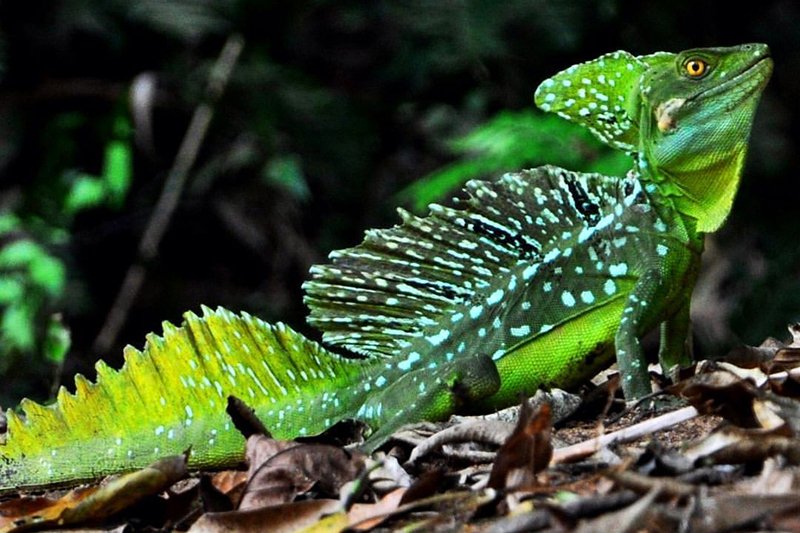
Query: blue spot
510 325 531 337
397 352 421 371
522 264 539 280
487 289 504 306
580 291 595 304
609 263 628 277
604 279 616 295
561 291 576 307
491 349 506 360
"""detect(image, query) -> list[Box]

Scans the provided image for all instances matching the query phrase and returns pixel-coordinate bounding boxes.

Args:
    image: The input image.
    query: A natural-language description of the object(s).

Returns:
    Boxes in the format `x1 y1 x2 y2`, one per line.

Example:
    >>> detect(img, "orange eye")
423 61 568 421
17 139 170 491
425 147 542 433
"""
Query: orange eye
683 58 708 78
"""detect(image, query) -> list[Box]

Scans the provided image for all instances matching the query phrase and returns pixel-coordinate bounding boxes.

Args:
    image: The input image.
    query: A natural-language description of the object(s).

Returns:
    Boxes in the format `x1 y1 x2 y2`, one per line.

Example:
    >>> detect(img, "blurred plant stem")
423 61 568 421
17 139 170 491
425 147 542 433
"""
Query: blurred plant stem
91 34 245 357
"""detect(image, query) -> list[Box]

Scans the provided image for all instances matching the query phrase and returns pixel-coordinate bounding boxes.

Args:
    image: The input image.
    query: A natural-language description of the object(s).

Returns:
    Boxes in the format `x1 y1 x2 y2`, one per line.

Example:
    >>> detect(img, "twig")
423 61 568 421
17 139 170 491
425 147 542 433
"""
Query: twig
92 35 245 356
551 406 699 464
407 420 515 464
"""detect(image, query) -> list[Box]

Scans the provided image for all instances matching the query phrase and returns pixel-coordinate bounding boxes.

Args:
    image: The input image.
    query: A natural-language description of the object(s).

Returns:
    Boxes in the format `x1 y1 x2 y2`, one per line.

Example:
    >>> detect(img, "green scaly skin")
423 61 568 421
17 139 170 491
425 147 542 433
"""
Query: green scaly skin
0 44 772 493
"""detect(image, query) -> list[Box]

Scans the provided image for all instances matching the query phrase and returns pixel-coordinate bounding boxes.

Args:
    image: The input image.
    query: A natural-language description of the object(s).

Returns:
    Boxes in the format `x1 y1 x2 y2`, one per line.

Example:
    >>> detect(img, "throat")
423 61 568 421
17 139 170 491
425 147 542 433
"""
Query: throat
648 145 747 233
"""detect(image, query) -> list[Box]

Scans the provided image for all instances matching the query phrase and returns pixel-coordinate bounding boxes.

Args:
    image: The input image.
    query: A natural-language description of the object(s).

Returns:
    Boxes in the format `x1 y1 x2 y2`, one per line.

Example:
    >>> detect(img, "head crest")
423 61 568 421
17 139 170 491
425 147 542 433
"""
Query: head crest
534 50 649 153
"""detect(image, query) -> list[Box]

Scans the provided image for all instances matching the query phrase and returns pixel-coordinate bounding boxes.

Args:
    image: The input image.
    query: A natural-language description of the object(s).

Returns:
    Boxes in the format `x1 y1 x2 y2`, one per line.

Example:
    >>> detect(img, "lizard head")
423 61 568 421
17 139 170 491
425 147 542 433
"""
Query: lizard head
638 44 772 231
535 44 772 232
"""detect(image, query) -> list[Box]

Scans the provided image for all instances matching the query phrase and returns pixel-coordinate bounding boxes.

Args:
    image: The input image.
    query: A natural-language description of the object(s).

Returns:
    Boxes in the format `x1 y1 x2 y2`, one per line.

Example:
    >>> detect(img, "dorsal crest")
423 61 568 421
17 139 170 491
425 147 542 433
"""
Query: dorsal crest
303 167 654 362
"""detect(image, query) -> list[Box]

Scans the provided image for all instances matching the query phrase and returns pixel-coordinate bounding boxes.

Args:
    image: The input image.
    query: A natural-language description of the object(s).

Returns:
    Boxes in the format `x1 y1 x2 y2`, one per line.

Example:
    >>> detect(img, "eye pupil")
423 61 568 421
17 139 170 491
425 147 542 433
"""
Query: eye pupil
685 58 706 77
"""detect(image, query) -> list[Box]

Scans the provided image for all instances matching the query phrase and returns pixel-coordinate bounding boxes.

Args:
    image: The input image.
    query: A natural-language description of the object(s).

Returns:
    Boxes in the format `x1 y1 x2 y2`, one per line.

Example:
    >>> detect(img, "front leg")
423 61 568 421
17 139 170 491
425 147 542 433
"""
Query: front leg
615 269 668 399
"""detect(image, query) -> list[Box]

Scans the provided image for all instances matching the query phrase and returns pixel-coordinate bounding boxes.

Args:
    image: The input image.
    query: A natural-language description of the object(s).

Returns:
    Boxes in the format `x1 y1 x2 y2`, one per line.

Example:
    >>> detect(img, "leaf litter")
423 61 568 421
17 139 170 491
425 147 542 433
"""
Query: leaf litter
5 327 800 530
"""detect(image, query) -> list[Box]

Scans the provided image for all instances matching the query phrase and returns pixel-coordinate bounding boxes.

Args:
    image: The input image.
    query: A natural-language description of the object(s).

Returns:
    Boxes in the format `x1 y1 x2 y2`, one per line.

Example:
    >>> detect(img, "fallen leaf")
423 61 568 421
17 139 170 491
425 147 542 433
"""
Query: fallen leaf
487 400 552 491
0 453 188 532
682 424 800 465
189 499 341 533
347 487 406 530
227 395 272 438
671 369 762 427
239 435 365 510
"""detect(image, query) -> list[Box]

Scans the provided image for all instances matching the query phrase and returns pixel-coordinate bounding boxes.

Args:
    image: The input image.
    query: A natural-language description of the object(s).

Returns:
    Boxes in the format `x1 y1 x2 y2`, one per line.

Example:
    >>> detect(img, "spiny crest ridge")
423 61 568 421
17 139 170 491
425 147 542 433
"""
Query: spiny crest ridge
1 307 350 463
303 166 628 358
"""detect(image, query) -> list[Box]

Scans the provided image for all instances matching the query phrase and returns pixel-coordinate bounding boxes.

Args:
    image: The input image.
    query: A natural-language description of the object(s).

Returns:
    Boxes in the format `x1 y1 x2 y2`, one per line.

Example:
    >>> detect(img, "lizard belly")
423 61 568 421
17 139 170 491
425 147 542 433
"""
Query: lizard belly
474 296 625 411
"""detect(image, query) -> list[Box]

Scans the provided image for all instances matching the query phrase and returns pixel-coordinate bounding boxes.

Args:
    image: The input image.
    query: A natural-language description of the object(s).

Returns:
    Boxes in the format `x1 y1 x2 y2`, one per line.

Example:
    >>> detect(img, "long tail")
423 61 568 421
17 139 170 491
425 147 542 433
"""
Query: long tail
0 307 366 494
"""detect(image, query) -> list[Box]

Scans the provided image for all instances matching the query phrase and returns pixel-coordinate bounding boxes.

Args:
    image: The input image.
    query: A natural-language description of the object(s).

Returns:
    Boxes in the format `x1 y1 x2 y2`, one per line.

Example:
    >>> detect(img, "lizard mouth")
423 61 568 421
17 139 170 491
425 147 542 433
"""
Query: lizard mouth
690 53 773 104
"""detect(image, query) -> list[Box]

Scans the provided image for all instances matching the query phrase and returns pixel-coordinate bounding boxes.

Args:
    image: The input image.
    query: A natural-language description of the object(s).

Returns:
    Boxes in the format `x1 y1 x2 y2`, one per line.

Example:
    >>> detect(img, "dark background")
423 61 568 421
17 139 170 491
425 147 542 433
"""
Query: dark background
0 1 796 406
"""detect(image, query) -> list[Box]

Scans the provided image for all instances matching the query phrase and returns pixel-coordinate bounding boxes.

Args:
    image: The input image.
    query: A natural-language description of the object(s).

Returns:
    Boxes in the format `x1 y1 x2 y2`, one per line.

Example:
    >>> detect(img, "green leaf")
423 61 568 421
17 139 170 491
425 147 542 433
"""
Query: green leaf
0 212 20 234
29 253 65 295
103 116 133 207
0 277 23 303
263 154 310 201
63 174 107 214
397 110 632 211
2 300 35 351
0 240 45 269
43 314 70 364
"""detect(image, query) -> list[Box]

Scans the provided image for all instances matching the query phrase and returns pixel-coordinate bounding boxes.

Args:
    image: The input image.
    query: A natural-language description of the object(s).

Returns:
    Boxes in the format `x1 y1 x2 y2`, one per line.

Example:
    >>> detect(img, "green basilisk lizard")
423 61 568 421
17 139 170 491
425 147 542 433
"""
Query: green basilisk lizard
0 44 772 493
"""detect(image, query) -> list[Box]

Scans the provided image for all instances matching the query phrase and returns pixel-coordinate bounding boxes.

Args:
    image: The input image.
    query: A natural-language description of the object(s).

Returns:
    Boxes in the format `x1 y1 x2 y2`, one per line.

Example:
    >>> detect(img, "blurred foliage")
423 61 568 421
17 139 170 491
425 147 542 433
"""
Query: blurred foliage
398 110 631 211
0 0 795 405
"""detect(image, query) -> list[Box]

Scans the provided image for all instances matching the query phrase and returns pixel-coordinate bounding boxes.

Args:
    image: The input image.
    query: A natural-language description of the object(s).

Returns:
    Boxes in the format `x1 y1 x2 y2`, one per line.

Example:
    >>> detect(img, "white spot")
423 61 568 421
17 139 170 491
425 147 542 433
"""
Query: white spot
543 281 552 293
656 244 668 256
609 263 628 277
487 289 504 306
580 291 595 304
539 324 553 334
604 279 617 295
510 325 531 337
427 328 450 346
469 305 483 319
155 425 165 436
561 291 576 307
523 264 539 280
397 351 421 371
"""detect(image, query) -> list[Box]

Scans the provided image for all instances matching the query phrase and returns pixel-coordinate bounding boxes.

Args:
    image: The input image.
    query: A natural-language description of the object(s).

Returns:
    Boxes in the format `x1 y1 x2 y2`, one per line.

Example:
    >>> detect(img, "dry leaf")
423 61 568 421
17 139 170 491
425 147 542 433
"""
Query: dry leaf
671 369 762 427
240 435 365 510
487 400 552 490
189 499 341 533
0 453 187 532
